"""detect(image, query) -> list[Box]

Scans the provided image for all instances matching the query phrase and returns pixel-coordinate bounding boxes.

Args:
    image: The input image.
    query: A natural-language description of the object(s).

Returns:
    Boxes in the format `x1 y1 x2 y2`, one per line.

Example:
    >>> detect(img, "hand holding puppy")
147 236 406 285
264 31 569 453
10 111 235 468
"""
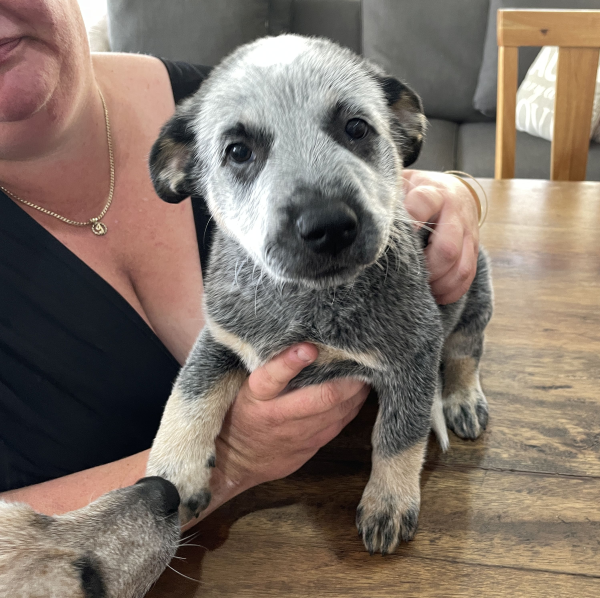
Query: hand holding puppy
214 343 369 491
403 169 480 305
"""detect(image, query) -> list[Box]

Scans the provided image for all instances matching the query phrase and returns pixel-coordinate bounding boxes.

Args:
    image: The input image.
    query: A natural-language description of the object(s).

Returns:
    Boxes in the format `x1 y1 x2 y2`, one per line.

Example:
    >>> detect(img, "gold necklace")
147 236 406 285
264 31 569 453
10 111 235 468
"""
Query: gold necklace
0 88 115 236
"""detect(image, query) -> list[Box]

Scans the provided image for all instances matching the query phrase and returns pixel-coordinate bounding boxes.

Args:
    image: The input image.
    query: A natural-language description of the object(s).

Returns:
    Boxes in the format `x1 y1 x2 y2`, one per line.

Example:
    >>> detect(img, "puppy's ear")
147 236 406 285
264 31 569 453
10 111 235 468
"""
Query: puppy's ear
378 76 427 167
149 109 197 204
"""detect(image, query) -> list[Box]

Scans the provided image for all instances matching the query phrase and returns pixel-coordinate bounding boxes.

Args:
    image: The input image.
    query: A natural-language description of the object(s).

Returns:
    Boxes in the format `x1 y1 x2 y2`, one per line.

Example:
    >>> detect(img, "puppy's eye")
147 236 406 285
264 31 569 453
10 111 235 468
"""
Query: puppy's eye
345 118 369 140
227 143 254 163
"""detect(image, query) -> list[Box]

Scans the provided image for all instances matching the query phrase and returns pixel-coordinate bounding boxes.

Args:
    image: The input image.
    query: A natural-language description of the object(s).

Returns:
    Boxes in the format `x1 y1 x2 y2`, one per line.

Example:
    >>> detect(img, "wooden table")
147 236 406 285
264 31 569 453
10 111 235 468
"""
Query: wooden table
148 180 600 598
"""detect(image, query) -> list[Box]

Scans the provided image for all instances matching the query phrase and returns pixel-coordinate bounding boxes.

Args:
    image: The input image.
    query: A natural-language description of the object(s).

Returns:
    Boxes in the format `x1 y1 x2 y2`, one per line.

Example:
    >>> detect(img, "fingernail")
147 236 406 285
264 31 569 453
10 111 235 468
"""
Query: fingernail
296 347 313 362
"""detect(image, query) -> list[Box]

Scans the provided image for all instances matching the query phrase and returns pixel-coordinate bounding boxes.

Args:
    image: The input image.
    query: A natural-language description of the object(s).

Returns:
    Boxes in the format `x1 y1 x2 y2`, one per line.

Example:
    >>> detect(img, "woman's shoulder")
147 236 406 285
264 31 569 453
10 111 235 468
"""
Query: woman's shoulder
92 53 175 116
92 53 211 107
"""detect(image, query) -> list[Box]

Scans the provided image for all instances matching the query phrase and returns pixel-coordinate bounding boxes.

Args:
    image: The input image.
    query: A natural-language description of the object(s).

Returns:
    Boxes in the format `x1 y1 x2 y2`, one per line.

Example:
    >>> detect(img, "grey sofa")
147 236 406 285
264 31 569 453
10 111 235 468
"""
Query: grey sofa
108 0 600 180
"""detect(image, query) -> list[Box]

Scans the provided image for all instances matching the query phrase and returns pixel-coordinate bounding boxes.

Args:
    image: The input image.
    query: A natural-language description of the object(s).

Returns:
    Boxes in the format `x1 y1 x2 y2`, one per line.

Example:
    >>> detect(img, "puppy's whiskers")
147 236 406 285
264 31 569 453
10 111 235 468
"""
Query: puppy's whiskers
344 277 357 300
166 563 203 584
232 259 240 289
178 530 201 545
384 251 390 284
395 216 437 235
254 265 265 315
177 542 208 549
232 256 250 289
203 215 214 246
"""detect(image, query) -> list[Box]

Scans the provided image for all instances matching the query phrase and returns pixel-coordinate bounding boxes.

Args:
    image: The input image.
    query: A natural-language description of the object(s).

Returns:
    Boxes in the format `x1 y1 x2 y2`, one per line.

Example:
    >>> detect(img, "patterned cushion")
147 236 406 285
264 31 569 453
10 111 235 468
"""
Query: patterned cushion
473 0 600 117
516 47 600 143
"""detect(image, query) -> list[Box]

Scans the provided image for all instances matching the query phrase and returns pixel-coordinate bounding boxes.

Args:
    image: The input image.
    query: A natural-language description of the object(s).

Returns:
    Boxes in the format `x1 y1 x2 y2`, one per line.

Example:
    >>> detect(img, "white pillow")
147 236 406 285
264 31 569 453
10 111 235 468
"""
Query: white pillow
516 46 600 143
88 14 110 53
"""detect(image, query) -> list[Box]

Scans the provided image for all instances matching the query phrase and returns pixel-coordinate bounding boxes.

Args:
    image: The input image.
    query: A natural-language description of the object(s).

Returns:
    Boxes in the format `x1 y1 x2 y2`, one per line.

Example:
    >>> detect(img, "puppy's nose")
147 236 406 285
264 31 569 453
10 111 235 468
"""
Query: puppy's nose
135 476 180 517
296 204 358 255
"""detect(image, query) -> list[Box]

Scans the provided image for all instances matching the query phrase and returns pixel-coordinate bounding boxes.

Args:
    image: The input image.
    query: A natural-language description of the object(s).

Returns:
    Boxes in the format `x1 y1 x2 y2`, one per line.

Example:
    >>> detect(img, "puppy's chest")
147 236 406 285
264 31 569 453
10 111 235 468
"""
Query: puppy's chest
206 289 382 371
204 249 439 374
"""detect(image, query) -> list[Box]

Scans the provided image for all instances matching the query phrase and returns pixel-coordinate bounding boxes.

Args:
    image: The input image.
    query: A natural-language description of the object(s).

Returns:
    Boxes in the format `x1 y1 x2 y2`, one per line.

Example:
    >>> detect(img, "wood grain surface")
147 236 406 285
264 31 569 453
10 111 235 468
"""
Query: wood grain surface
149 180 600 598
498 9 600 48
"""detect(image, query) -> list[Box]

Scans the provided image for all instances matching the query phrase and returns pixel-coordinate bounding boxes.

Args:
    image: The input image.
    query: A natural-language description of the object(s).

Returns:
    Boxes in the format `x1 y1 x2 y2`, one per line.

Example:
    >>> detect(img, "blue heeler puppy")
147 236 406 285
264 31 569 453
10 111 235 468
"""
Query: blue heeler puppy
146 35 493 555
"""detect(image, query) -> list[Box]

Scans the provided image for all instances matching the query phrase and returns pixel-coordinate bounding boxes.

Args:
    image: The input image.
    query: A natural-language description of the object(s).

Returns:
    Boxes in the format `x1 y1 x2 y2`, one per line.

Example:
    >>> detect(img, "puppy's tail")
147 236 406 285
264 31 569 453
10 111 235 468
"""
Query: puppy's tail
431 387 449 452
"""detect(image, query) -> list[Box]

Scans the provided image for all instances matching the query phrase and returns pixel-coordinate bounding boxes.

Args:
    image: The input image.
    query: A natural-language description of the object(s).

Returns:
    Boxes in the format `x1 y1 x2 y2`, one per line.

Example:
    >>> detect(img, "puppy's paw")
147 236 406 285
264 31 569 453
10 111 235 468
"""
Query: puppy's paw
146 451 217 524
180 488 212 523
443 387 488 440
356 493 420 555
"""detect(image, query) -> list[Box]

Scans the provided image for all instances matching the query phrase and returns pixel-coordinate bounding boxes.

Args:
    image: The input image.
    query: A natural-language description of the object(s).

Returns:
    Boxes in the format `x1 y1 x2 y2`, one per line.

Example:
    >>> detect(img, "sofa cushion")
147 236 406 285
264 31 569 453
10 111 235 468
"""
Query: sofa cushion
473 0 600 118
269 0 361 54
363 0 492 123
108 0 361 65
412 119 459 172
456 122 600 180
108 0 269 65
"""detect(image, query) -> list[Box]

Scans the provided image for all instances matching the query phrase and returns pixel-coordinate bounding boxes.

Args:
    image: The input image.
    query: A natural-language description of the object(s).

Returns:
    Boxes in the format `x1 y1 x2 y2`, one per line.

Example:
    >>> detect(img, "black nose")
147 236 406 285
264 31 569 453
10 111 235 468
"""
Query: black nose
296 204 358 255
135 476 180 517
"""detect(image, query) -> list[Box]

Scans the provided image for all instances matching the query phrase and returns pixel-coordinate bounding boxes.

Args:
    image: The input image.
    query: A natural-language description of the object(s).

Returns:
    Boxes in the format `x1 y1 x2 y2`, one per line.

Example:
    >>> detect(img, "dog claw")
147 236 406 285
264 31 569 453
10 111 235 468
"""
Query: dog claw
356 499 419 555
183 489 211 518
444 388 489 440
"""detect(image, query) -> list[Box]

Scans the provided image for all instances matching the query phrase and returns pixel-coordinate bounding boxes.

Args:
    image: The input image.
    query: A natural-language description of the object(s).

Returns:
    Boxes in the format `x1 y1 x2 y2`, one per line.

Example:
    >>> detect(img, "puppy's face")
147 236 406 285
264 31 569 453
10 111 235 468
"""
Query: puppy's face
151 36 426 287
0 478 180 598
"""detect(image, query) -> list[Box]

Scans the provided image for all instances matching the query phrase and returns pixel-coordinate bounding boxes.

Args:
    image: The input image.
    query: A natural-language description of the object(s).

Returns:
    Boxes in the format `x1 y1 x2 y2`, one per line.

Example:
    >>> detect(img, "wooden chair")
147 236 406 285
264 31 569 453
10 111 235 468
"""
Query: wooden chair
495 9 600 181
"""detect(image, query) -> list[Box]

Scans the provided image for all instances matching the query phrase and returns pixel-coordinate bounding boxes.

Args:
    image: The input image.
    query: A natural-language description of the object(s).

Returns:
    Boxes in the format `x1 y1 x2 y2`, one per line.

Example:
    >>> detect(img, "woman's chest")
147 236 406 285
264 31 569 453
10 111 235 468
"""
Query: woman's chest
48 157 206 363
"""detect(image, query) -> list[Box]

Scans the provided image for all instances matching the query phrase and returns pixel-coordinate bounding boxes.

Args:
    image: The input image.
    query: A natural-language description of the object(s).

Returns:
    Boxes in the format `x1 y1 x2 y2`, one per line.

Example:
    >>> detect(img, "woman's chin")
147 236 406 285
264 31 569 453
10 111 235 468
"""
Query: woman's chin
0 43 60 123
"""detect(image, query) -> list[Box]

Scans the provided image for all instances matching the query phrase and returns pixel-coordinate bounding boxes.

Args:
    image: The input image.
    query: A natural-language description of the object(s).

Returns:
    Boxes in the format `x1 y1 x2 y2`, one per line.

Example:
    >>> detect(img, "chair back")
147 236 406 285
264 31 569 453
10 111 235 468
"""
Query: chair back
495 9 600 180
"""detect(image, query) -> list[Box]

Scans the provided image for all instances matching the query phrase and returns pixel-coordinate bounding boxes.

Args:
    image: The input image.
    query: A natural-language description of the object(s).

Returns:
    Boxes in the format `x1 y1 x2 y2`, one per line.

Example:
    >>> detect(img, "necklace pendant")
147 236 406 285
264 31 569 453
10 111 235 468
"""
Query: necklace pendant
91 221 108 236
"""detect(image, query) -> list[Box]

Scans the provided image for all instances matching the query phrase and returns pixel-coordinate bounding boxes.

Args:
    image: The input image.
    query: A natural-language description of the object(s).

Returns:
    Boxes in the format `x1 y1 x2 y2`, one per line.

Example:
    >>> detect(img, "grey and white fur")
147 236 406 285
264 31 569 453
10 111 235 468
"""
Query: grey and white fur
146 35 493 555
0 477 181 597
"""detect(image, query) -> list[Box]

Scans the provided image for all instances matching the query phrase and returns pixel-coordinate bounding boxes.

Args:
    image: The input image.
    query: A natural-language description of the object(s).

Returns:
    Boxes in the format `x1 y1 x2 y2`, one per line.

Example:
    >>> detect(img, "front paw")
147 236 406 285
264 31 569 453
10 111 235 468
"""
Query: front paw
356 493 420 555
443 387 489 440
146 452 216 524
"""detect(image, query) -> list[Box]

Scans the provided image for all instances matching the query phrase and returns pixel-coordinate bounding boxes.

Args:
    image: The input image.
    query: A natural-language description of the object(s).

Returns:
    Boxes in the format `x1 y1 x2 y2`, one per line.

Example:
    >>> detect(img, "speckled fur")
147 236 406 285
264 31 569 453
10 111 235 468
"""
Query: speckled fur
146 35 493 554
0 479 180 597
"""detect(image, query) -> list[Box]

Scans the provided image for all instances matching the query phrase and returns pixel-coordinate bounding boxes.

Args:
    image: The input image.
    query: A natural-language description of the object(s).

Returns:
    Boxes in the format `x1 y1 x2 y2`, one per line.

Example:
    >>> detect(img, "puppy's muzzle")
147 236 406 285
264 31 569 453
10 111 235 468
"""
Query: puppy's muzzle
296 203 358 256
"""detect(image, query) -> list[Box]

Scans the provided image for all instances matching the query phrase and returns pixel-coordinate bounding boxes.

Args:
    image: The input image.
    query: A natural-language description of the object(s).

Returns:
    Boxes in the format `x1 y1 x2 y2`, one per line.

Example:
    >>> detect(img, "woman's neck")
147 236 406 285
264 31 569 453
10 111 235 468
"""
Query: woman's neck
0 68 114 222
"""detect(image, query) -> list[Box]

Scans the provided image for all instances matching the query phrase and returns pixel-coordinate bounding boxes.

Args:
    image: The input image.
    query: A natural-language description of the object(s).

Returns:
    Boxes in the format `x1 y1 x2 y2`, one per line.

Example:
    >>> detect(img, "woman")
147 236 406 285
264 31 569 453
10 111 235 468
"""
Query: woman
0 0 480 519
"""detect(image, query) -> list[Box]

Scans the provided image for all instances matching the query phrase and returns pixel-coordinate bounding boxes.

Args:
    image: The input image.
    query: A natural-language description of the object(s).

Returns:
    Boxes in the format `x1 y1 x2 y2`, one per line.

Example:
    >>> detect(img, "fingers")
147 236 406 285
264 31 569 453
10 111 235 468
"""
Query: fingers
424 216 464 284
306 400 364 450
429 232 478 304
403 171 480 305
246 343 318 401
403 184 444 227
274 377 368 422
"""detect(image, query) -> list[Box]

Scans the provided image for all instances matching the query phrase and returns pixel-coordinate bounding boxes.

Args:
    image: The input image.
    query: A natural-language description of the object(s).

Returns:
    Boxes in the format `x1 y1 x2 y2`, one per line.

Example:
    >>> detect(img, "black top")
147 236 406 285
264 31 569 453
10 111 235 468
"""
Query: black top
0 60 213 492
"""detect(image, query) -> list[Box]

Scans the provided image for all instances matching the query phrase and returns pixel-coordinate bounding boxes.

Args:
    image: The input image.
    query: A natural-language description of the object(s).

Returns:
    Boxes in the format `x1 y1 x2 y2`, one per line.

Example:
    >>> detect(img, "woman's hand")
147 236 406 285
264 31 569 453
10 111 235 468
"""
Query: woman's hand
402 170 480 305
213 343 368 493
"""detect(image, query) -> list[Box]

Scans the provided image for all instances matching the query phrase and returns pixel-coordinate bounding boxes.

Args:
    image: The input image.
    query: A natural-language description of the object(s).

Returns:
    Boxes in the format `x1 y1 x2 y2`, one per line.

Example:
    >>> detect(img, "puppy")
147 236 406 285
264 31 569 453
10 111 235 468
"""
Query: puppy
146 35 493 555
0 477 180 598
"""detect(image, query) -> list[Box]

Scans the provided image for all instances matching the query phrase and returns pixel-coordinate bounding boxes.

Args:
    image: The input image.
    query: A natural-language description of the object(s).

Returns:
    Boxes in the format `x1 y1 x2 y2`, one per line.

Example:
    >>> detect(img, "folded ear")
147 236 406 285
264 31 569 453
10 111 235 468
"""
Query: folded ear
149 107 198 204
378 76 427 167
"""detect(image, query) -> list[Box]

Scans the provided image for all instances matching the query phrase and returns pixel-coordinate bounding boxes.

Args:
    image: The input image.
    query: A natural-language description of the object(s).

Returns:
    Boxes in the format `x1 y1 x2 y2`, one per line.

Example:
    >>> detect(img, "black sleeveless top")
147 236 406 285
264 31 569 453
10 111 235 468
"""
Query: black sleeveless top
0 60 213 492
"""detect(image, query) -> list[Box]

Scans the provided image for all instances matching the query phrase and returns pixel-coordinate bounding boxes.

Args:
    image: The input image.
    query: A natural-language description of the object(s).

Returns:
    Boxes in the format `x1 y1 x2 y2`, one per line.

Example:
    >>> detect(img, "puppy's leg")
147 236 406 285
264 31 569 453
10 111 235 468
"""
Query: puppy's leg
442 250 493 440
442 330 488 439
356 436 427 555
356 371 435 555
147 329 246 523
